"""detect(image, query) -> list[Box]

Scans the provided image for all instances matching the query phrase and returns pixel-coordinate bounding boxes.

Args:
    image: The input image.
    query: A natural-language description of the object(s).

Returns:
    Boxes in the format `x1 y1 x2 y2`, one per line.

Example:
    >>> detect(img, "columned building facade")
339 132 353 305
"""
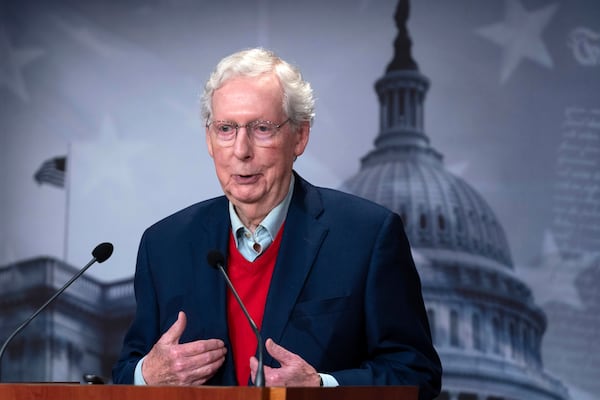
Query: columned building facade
0 257 134 383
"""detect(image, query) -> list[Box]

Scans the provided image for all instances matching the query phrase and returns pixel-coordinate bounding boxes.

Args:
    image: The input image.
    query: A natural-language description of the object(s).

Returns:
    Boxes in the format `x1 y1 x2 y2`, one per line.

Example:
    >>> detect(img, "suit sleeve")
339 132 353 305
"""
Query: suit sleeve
330 212 442 400
112 231 161 384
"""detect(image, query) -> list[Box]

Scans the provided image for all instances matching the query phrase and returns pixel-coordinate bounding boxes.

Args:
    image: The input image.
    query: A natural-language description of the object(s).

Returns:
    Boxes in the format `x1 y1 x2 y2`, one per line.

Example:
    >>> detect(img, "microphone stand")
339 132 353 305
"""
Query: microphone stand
215 263 265 387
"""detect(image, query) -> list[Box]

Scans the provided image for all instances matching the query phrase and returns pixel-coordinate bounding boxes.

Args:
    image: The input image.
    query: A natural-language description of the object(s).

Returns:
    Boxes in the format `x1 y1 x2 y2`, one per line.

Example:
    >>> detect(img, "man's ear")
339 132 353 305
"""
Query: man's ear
206 127 214 158
294 121 310 157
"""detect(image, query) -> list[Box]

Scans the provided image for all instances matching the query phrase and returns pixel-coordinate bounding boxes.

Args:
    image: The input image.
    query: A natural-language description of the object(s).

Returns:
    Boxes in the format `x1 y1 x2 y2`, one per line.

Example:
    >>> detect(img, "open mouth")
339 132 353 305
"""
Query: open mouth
235 174 260 183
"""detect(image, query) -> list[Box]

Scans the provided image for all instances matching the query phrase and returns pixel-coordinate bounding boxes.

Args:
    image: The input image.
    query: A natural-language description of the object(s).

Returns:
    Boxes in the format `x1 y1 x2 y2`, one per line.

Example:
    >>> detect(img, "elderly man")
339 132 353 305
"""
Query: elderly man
112 48 442 399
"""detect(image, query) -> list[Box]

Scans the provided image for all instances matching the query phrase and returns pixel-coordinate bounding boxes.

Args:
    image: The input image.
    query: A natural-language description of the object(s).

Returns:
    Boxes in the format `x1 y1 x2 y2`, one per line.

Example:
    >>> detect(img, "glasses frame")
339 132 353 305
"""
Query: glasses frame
206 118 291 147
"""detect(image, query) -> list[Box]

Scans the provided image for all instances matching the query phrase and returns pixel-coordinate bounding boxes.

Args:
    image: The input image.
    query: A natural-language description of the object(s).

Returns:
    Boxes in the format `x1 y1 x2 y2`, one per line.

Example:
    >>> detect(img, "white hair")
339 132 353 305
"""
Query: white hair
200 48 315 126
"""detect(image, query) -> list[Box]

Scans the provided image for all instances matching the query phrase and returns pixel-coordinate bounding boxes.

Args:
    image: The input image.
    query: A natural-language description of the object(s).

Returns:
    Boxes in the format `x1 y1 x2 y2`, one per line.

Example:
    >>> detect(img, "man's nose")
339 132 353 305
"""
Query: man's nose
232 126 253 159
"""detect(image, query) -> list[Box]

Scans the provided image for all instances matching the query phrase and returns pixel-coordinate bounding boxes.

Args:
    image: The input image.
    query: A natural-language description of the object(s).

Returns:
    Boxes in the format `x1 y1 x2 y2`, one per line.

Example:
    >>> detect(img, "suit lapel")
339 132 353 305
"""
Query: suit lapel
191 197 231 265
187 198 236 382
260 175 328 366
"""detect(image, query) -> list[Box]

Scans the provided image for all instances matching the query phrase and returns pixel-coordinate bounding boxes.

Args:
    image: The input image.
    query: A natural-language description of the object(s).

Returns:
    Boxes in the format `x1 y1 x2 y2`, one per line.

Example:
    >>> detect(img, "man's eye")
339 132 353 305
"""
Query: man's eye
218 124 234 133
254 123 272 133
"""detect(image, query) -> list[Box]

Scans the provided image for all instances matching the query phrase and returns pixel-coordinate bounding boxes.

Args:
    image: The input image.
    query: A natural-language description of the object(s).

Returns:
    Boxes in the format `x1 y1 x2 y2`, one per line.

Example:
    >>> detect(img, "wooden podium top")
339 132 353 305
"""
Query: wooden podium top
0 383 418 400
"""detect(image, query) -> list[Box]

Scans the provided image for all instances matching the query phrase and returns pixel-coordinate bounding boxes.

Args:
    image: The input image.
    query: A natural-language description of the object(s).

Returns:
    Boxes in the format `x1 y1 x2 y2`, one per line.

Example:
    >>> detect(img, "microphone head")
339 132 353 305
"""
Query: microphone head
92 242 114 263
207 250 225 269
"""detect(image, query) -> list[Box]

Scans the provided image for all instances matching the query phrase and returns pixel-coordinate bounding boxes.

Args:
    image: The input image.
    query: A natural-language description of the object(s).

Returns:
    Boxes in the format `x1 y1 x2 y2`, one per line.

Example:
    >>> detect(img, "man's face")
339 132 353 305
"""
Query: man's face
206 73 309 215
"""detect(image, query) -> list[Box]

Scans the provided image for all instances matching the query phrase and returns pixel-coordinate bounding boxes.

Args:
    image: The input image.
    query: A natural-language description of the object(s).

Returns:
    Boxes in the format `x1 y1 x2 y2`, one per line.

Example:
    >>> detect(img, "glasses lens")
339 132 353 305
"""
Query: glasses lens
250 121 277 140
215 122 235 135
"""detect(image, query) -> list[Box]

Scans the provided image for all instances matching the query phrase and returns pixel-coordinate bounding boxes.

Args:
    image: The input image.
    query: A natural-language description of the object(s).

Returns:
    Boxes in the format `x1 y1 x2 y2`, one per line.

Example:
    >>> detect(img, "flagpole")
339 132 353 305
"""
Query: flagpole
63 143 71 261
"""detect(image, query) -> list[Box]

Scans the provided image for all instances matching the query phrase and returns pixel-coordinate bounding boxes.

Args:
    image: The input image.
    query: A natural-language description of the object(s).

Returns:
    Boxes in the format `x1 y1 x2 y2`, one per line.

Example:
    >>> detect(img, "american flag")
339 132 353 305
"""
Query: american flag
33 156 66 188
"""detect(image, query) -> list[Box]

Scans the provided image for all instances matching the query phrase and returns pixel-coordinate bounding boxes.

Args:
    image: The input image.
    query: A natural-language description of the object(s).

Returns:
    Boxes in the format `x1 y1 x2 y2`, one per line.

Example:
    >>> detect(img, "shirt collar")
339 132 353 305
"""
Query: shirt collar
229 174 295 241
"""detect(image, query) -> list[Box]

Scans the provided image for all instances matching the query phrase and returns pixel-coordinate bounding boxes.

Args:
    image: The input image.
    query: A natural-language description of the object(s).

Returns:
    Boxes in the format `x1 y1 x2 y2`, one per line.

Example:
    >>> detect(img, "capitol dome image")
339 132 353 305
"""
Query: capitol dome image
340 2 570 399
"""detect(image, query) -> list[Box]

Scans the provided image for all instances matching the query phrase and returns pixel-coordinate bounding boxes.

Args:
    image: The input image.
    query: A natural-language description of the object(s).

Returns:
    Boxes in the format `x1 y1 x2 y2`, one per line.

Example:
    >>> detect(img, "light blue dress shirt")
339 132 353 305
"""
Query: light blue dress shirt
229 175 294 261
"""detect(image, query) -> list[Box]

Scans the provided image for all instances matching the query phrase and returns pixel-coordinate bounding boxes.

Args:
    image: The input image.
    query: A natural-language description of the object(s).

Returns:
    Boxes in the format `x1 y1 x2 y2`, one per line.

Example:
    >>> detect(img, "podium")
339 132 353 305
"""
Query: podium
0 384 418 400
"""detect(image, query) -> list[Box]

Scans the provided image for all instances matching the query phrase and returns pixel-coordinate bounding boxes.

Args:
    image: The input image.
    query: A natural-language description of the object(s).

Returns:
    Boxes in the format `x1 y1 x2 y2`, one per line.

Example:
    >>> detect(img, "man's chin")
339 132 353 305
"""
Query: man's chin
227 190 262 206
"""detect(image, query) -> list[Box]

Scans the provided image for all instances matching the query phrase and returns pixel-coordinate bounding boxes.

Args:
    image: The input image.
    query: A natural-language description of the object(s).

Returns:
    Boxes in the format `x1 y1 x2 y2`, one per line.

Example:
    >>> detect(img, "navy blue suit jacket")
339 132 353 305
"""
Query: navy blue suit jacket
112 173 442 399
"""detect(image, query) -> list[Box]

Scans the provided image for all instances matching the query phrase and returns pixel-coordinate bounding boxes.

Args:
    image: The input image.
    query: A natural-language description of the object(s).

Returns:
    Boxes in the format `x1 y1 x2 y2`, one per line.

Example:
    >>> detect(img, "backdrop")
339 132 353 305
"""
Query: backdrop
1 0 599 398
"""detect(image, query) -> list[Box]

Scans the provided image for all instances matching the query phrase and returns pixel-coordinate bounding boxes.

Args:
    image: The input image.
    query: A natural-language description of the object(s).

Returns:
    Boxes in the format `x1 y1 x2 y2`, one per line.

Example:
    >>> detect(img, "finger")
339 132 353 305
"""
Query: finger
186 351 228 385
185 342 228 366
174 342 227 377
249 356 258 382
159 311 187 345
178 338 226 354
163 344 227 385
250 356 273 385
265 338 295 365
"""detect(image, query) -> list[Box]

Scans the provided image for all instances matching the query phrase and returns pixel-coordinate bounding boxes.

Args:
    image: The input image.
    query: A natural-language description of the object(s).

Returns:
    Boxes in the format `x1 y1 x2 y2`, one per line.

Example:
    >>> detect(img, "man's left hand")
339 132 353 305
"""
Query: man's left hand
249 338 321 386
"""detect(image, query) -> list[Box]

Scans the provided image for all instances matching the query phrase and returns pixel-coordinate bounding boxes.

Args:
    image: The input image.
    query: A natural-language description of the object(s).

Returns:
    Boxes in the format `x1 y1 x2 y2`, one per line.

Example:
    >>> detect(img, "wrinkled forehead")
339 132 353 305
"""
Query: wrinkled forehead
211 74 285 117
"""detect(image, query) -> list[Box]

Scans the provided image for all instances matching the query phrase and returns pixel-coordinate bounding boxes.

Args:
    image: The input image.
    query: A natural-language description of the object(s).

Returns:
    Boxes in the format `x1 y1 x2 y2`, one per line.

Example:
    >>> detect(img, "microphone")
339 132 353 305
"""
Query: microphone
0 242 114 382
207 250 265 387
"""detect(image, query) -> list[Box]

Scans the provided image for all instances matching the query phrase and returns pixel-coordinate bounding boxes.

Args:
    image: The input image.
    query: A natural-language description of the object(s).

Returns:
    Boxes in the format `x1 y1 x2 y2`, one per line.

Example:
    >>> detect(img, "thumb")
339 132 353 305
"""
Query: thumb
265 338 293 365
158 311 187 345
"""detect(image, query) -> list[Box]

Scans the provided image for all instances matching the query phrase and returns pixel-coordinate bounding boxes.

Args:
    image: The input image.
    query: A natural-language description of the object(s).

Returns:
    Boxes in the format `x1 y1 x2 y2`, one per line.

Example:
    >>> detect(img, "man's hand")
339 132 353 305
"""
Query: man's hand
142 311 227 385
249 338 321 387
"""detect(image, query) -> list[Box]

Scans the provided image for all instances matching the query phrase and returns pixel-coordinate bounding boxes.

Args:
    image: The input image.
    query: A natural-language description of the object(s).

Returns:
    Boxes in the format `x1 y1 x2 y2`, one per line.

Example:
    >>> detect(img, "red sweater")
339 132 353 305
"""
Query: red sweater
227 225 284 385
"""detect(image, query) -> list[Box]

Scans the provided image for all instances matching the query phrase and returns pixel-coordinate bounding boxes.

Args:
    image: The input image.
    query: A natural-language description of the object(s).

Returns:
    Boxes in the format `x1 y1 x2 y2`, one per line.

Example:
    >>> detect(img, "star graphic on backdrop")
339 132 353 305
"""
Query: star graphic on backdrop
0 28 44 102
51 14 124 59
515 229 593 309
74 116 148 197
476 0 558 84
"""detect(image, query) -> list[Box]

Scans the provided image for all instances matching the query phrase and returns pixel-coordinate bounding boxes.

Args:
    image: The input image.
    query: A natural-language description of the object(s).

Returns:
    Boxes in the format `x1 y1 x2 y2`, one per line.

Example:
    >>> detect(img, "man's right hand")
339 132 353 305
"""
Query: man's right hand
142 311 227 385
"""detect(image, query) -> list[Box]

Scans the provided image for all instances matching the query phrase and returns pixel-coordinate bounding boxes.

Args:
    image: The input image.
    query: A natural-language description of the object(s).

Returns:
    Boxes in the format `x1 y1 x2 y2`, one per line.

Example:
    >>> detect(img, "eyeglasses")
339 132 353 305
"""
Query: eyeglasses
206 119 291 147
